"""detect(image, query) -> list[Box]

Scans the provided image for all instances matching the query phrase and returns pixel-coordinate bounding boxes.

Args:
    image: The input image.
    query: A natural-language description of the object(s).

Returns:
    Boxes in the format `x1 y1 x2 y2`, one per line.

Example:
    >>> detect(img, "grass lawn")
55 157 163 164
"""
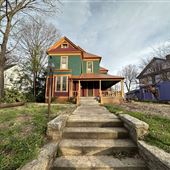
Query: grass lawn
0 103 67 170
105 104 170 153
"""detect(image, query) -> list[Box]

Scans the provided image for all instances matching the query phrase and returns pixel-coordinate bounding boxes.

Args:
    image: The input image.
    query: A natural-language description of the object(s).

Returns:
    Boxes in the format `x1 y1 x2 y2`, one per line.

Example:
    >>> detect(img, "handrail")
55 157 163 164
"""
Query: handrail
102 91 121 97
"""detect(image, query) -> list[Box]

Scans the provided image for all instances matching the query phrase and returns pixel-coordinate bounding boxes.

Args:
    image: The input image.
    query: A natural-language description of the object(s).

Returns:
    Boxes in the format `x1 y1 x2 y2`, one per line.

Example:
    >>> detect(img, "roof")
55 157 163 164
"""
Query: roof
47 36 102 60
137 57 166 79
83 52 101 59
48 36 80 53
71 73 124 80
100 67 108 71
4 64 16 71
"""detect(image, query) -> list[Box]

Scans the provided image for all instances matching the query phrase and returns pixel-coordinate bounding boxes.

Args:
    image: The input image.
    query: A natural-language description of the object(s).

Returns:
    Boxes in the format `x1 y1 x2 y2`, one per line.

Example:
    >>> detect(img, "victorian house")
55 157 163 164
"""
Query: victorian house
45 37 124 104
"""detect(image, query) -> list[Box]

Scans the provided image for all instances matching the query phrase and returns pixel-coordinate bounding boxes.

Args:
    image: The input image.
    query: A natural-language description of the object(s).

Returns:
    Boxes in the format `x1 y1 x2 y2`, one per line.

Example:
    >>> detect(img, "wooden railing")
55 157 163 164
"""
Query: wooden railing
102 91 122 97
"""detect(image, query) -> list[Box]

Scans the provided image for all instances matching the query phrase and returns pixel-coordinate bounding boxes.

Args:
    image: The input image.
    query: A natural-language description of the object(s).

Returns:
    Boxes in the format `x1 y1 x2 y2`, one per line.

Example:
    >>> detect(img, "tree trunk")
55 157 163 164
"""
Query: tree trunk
0 16 12 99
0 63 4 99
33 72 36 97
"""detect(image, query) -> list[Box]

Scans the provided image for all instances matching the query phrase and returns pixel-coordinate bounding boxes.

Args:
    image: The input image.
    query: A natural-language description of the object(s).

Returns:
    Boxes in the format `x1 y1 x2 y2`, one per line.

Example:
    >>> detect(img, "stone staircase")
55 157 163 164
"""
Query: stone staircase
52 99 148 170
79 97 99 106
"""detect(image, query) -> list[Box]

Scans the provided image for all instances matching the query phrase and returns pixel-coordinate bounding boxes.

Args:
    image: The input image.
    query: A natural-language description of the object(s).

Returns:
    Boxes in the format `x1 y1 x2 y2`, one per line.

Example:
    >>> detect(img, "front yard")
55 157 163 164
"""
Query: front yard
0 103 71 170
105 104 170 153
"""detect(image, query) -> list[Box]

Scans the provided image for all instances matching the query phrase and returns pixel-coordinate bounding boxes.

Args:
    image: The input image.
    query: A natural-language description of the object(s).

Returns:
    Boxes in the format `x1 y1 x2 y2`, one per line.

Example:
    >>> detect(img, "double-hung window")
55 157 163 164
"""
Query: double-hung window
56 76 68 92
60 56 68 69
87 61 93 73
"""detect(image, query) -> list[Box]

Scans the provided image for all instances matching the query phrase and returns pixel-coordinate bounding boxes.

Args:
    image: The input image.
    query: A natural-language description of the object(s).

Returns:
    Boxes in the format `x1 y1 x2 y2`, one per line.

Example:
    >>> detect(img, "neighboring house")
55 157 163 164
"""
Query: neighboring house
4 65 21 90
45 36 124 103
4 65 31 91
127 55 170 101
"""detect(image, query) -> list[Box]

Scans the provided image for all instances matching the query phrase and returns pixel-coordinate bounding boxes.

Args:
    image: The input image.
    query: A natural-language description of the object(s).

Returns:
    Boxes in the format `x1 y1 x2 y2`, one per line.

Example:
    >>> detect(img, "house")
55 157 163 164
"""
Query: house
45 36 124 104
4 64 31 92
4 65 21 90
133 55 170 101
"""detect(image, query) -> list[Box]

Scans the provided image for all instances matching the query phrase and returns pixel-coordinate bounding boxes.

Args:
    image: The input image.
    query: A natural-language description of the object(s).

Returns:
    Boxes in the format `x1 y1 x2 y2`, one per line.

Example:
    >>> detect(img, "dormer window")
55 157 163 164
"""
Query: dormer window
61 43 68 48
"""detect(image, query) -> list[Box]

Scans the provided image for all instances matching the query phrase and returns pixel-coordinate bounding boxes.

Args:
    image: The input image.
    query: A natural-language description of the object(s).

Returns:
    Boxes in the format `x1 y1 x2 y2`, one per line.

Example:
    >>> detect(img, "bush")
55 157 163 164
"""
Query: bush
0 89 37 103
1 89 26 103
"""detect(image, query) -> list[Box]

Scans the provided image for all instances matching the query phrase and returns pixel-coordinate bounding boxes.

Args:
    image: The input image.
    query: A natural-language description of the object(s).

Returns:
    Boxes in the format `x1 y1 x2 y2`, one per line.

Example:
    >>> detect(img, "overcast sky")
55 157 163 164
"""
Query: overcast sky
50 0 170 74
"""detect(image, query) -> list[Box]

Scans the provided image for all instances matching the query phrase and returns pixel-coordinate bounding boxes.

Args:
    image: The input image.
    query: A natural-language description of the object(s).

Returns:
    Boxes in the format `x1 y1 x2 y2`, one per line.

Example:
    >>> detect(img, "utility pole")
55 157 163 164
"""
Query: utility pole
48 56 53 119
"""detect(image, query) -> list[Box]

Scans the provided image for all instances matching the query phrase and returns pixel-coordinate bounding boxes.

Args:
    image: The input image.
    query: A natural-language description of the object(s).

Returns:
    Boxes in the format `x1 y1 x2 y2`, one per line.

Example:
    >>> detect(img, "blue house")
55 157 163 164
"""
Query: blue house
127 56 170 101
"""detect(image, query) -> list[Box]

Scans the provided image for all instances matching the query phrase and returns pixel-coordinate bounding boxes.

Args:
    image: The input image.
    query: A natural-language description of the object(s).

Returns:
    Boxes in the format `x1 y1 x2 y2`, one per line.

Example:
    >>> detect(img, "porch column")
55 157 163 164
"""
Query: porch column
70 79 73 97
99 80 103 104
121 79 124 98
99 80 102 96
78 80 81 97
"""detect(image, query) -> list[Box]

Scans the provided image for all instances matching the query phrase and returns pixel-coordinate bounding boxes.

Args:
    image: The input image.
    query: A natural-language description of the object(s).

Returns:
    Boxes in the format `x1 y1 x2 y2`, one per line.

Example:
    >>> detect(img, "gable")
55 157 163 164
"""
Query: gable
47 37 81 54
137 57 165 79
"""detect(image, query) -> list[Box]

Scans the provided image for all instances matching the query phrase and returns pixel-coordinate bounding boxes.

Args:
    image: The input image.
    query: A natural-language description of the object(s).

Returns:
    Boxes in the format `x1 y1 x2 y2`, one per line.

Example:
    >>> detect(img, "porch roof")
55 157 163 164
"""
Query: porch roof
71 73 124 81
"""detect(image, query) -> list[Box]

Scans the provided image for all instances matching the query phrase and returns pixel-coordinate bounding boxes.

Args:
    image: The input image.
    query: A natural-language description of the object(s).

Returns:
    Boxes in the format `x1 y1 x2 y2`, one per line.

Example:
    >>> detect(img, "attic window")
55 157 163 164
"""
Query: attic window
61 43 68 48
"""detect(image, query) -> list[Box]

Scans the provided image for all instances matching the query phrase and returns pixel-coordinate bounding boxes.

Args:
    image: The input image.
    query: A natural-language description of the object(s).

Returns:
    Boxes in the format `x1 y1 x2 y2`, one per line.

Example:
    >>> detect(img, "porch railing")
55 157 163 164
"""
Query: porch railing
102 91 122 97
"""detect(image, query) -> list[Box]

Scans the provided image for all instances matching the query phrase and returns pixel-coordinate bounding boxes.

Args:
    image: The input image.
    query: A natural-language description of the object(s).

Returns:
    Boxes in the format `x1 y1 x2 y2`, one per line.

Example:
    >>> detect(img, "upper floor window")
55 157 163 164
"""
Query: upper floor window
87 61 93 73
61 43 68 48
60 56 68 69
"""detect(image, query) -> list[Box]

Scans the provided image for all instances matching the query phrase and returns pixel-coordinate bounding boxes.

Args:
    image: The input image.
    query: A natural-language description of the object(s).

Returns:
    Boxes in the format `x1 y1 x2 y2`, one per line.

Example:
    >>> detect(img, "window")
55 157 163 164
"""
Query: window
57 76 61 91
61 43 68 48
56 76 68 92
62 76 67 91
60 56 68 69
87 61 93 73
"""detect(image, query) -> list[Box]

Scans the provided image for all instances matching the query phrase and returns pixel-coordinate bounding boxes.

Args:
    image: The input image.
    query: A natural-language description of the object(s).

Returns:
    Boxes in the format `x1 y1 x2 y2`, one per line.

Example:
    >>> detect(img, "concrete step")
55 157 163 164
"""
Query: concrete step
63 127 129 139
52 156 147 170
66 118 123 127
59 139 137 156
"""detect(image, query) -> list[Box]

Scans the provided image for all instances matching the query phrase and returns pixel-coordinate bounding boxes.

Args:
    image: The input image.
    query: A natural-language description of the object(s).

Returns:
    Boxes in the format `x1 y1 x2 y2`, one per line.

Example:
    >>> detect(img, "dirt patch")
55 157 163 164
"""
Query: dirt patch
119 101 170 119
15 114 32 123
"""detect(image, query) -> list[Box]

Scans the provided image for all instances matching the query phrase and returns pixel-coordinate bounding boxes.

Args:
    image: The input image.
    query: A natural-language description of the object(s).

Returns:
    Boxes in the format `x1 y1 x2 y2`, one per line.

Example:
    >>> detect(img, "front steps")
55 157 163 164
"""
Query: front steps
52 156 146 170
80 97 99 106
66 117 123 127
59 139 137 156
52 101 148 170
63 127 129 139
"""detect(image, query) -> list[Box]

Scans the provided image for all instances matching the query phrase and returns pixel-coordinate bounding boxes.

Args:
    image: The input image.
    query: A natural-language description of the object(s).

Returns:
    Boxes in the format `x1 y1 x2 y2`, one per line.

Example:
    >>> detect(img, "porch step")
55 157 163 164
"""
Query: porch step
80 97 99 106
59 139 137 156
63 127 129 139
52 156 147 170
66 118 123 127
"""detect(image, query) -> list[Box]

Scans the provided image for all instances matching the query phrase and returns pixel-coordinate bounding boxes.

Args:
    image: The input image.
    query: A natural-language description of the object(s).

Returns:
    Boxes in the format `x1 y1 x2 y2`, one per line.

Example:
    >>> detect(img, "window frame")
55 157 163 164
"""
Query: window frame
61 43 68 48
60 56 68 70
55 76 68 92
86 61 93 73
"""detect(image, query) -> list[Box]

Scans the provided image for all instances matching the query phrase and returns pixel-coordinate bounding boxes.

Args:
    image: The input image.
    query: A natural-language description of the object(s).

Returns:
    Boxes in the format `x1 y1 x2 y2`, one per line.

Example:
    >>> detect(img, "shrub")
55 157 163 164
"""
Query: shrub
1 89 26 103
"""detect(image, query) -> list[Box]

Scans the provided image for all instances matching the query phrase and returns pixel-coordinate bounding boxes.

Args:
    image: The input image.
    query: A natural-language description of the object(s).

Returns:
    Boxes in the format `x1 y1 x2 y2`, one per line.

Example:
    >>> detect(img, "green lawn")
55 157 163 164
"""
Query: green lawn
0 103 67 170
105 104 170 153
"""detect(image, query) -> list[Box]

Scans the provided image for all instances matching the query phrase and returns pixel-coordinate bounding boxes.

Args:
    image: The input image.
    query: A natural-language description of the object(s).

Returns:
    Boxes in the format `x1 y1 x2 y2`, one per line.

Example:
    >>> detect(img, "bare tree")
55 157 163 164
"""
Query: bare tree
0 0 59 98
119 64 138 92
16 17 61 97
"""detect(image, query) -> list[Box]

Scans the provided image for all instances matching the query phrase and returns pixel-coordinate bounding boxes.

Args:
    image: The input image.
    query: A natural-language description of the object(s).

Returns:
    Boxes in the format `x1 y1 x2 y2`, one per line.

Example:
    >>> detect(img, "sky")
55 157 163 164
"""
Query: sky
50 0 170 75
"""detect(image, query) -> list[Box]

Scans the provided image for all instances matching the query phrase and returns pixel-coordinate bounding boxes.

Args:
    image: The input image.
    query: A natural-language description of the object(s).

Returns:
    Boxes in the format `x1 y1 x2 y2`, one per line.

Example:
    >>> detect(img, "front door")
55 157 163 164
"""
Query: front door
88 88 93 96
